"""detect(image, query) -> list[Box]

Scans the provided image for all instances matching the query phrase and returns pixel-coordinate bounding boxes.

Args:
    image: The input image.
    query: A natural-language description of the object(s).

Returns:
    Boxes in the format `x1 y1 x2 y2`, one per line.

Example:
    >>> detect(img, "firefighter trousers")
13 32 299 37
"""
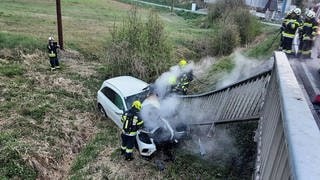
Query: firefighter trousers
121 133 136 159
49 57 60 68
300 39 313 58
281 36 294 55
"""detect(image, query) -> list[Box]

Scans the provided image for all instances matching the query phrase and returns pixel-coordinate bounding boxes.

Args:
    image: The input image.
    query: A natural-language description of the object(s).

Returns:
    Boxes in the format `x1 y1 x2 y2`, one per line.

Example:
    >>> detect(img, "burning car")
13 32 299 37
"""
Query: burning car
97 76 188 157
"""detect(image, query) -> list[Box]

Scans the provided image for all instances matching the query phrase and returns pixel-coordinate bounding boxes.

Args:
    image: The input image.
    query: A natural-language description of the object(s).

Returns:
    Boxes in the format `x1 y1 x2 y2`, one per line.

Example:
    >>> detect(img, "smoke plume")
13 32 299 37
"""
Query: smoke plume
216 51 271 89
141 53 267 156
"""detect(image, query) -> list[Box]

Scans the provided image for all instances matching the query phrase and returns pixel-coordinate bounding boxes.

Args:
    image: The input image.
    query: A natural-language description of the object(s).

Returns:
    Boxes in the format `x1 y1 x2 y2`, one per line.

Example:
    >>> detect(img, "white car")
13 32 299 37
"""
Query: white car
97 76 188 157
97 76 156 156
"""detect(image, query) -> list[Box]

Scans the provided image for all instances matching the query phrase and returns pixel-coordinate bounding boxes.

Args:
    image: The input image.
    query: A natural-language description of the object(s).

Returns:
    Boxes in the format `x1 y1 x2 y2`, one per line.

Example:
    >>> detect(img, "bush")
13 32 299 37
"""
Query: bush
106 8 172 82
211 22 240 56
229 9 261 45
207 0 260 47
207 0 245 24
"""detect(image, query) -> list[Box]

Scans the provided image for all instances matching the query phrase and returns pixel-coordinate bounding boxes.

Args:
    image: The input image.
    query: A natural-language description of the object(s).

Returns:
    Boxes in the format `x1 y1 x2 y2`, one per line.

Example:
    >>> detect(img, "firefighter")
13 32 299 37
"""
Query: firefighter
171 59 194 95
120 100 144 161
299 10 318 59
279 9 294 50
47 36 60 71
280 8 302 56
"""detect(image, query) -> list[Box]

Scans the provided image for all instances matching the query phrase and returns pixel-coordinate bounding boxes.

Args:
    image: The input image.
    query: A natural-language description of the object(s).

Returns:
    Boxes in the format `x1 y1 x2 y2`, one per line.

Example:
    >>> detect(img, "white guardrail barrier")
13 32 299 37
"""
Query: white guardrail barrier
255 51 320 180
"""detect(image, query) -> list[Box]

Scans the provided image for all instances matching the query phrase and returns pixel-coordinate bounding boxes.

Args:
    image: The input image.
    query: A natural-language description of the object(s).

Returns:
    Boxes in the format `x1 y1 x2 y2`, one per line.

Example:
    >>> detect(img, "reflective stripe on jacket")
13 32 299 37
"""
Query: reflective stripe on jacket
121 108 143 135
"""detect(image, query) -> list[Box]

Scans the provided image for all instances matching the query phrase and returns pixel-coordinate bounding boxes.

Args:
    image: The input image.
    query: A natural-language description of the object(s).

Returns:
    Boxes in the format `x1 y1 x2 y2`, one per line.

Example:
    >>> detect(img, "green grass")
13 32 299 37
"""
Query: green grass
20 104 50 123
0 0 275 179
209 56 235 75
138 0 192 9
0 64 25 77
0 0 209 60
70 123 118 177
165 151 225 179
0 132 37 179
190 55 235 93
0 32 43 51
245 26 280 59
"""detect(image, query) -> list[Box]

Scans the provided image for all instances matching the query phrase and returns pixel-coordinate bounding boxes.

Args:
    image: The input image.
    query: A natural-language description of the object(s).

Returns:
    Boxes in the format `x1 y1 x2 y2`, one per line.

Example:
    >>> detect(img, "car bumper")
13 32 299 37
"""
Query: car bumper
136 130 156 156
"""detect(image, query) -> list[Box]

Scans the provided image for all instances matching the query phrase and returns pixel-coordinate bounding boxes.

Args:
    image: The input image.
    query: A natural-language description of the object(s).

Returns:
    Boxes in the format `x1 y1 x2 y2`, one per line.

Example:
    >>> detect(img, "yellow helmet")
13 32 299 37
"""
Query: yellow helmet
132 100 142 110
179 59 187 67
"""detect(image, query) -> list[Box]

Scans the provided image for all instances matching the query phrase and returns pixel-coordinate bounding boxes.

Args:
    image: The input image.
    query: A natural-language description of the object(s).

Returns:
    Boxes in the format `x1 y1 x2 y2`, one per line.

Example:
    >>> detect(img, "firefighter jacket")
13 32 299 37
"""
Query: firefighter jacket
301 18 319 40
121 107 143 136
173 70 193 94
282 16 302 38
47 41 59 58
281 13 293 31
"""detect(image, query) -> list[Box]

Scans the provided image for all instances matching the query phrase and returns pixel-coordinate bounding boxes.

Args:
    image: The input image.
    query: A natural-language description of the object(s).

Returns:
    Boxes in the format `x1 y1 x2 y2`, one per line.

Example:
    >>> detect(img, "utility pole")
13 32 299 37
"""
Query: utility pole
56 0 64 50
171 0 174 12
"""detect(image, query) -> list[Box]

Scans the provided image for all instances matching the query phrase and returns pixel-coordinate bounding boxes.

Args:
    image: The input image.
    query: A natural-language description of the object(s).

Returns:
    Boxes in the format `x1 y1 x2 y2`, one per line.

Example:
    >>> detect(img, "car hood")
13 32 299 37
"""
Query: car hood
141 95 186 143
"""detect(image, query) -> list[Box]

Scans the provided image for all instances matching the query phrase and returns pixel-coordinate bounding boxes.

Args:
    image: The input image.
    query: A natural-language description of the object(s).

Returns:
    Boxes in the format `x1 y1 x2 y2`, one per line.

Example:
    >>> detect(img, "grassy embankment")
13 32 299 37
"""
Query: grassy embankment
0 0 212 179
0 0 278 179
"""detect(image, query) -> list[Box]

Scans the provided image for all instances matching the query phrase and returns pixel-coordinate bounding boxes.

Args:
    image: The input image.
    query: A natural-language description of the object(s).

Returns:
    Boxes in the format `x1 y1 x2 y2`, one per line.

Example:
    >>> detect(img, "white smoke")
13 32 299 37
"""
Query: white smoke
183 127 236 159
140 61 196 142
141 55 260 154
153 62 194 98
193 56 216 78
216 51 269 89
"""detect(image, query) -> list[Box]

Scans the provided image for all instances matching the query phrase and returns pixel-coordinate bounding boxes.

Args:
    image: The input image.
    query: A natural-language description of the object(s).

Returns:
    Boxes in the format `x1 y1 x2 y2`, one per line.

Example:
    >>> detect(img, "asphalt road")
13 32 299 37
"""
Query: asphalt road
288 36 320 128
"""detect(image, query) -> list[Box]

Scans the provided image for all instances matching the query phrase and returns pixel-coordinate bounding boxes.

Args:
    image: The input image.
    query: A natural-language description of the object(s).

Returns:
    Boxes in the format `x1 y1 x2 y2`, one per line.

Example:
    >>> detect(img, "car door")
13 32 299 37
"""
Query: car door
100 86 125 128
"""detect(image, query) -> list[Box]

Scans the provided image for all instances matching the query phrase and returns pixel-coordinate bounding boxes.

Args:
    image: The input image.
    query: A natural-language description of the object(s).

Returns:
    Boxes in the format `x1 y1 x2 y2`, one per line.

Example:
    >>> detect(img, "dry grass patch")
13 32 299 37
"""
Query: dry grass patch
0 48 103 179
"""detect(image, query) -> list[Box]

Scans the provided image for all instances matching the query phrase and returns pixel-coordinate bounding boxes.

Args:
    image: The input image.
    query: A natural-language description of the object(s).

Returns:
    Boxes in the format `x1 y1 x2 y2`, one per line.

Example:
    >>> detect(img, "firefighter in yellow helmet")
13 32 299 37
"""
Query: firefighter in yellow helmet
171 59 193 95
120 100 144 161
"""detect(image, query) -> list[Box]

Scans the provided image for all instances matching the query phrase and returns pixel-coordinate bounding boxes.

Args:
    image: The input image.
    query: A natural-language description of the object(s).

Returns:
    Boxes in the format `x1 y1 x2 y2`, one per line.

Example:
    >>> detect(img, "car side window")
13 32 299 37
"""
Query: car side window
101 87 124 110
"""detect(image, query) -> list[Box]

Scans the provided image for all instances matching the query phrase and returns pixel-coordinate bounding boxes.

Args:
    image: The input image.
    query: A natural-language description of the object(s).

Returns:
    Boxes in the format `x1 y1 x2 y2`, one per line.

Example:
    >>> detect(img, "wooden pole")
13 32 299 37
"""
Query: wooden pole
171 0 174 12
56 0 64 50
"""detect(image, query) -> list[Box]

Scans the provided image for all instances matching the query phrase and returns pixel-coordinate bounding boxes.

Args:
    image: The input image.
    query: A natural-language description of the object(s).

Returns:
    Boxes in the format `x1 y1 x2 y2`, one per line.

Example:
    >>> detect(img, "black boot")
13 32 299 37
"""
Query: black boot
121 149 125 155
125 154 134 161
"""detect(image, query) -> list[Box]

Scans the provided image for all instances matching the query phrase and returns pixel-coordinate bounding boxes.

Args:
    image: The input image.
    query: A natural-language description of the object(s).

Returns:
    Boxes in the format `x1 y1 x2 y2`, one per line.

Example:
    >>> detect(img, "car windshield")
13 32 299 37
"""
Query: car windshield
125 89 149 110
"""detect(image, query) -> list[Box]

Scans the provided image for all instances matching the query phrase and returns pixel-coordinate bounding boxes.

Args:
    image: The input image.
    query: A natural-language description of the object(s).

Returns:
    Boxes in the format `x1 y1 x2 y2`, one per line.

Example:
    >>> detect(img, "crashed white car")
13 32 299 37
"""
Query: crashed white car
97 76 187 157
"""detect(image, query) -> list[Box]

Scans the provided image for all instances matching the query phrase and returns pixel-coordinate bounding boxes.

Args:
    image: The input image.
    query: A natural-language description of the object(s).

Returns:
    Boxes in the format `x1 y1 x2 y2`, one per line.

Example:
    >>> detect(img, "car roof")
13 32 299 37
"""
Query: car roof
103 76 148 97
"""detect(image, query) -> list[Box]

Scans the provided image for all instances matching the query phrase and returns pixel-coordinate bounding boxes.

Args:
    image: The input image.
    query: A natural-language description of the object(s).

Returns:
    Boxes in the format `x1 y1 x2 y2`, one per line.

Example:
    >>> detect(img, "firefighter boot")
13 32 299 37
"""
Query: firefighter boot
125 154 134 161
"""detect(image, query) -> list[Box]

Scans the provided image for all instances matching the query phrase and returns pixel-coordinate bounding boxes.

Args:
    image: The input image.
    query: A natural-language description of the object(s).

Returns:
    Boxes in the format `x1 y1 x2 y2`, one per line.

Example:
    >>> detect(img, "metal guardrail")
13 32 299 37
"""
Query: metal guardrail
179 70 271 129
254 51 320 180
178 51 320 179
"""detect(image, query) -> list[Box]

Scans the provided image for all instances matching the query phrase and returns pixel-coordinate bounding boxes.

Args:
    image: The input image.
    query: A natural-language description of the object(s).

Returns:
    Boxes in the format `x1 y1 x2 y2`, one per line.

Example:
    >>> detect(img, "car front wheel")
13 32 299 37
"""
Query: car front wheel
98 104 108 118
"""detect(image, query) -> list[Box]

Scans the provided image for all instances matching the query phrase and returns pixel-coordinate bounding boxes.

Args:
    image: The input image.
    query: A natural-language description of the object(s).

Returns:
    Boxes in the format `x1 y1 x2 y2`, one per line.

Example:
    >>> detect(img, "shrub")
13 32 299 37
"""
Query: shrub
106 8 172 82
206 0 262 56
229 9 261 45
207 0 245 24
211 21 240 56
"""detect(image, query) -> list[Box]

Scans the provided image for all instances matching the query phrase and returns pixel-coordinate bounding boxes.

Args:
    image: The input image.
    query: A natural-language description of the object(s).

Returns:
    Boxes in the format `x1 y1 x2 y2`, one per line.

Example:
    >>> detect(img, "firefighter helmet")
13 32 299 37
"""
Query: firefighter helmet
179 59 187 67
306 10 315 18
132 100 142 110
293 8 301 16
48 36 54 41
